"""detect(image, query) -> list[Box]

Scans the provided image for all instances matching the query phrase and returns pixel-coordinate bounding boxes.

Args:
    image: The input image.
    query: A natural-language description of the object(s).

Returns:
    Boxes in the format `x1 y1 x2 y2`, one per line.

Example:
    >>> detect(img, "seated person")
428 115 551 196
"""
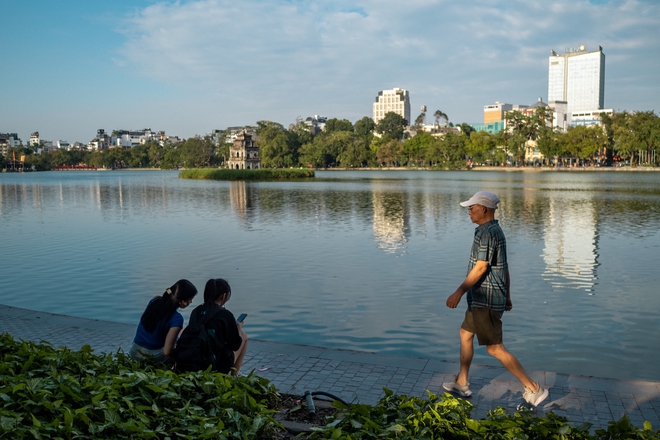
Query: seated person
190 278 248 376
129 279 197 364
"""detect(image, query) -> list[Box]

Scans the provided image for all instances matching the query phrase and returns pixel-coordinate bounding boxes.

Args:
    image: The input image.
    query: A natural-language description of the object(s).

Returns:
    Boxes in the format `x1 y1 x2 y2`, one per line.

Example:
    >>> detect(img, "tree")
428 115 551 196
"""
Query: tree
402 132 434 166
128 143 150 168
324 118 353 133
504 107 552 165
466 131 496 165
536 129 565 164
146 141 164 167
561 125 608 164
376 112 407 141
257 121 301 168
288 120 314 148
160 145 181 169
428 133 467 169
376 139 402 167
414 112 426 129
179 136 215 168
610 111 660 165
433 110 448 126
354 117 375 142
337 132 373 167
459 123 475 137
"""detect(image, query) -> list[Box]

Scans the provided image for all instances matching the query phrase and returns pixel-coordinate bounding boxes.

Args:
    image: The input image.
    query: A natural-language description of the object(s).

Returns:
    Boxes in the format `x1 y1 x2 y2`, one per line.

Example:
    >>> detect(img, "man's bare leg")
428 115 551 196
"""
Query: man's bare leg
456 328 474 385
486 343 537 390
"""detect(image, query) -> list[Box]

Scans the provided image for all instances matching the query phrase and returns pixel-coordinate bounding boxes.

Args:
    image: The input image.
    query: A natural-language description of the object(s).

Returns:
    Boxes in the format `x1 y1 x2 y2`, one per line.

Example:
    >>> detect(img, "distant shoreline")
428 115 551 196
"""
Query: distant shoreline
319 166 660 172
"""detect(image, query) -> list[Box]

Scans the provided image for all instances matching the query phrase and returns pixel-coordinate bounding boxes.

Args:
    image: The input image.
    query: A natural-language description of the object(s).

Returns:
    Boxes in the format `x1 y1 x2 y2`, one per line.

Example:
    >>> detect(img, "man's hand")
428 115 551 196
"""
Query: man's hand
446 290 464 308
505 297 512 311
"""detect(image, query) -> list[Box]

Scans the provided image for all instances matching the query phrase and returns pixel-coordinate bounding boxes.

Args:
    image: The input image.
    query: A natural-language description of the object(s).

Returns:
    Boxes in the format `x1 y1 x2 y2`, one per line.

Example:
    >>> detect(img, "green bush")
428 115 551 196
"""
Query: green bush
309 388 660 440
0 333 281 439
2 333 658 439
179 168 315 180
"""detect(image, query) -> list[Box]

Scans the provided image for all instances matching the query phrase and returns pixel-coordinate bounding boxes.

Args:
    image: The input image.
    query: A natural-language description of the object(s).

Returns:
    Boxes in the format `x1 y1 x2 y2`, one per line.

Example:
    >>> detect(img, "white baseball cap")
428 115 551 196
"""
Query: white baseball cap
460 191 500 209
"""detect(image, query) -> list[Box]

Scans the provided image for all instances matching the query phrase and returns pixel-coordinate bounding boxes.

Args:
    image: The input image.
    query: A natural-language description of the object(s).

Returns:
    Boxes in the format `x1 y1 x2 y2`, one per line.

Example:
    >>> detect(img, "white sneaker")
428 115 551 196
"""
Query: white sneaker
442 378 472 397
522 383 548 407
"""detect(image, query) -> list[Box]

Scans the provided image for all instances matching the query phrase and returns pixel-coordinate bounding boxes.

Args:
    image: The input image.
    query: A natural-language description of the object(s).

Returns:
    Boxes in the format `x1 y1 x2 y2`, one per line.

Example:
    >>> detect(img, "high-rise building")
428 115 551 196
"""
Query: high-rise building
372 88 411 125
484 102 513 124
548 45 605 115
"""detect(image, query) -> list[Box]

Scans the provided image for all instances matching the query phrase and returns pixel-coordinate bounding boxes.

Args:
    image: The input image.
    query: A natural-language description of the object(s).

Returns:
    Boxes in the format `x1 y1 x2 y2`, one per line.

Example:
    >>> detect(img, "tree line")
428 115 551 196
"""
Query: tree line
2 109 658 171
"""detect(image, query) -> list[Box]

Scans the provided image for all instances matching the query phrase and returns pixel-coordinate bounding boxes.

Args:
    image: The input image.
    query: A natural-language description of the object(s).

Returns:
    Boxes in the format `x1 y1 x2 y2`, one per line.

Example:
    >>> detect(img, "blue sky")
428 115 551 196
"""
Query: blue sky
1 0 659 144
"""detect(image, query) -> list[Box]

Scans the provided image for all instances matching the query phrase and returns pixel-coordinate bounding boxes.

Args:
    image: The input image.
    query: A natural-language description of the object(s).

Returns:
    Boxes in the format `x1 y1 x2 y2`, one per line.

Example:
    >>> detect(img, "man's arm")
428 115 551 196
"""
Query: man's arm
505 266 512 311
446 260 489 308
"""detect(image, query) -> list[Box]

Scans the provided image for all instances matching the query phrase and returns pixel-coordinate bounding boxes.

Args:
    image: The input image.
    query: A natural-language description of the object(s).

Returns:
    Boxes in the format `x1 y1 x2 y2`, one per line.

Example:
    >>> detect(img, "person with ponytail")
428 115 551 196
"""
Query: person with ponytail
186 278 248 376
129 279 198 364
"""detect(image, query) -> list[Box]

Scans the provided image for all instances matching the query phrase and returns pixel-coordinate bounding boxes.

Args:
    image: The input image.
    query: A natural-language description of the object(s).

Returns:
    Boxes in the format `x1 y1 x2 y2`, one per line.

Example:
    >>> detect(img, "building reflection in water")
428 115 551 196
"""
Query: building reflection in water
229 181 256 225
542 197 599 292
371 188 410 255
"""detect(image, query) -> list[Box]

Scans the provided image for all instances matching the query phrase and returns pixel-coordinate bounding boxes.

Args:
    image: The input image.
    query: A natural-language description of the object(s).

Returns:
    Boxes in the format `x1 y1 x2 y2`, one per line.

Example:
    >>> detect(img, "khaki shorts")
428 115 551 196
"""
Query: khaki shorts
461 308 503 346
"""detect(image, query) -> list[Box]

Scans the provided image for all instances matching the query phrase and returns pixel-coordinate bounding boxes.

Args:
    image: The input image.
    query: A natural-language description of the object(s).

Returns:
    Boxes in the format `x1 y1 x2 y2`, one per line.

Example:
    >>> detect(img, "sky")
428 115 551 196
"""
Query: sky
1 0 659 144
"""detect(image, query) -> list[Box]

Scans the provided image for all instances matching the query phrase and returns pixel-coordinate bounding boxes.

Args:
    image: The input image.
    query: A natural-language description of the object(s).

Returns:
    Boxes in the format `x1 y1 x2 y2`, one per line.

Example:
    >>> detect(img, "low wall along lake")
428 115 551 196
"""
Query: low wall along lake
1 169 659 381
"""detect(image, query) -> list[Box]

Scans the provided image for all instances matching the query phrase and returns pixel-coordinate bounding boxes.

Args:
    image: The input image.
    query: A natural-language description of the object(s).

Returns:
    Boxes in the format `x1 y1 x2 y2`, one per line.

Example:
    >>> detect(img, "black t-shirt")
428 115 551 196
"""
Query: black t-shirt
202 304 242 374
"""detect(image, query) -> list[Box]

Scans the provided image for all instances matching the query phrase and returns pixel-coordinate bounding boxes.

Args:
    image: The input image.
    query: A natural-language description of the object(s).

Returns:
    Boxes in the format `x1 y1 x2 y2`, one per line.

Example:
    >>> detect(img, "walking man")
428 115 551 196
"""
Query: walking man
443 191 548 407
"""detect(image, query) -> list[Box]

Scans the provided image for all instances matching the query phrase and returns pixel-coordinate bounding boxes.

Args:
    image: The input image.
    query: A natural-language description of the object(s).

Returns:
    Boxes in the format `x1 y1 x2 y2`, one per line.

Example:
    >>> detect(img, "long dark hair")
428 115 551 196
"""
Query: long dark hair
140 279 197 333
203 278 232 305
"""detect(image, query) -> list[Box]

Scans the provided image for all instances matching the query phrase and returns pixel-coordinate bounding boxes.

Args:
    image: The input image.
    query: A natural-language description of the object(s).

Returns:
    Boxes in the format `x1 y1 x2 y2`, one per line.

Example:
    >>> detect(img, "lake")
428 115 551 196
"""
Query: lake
1 169 659 381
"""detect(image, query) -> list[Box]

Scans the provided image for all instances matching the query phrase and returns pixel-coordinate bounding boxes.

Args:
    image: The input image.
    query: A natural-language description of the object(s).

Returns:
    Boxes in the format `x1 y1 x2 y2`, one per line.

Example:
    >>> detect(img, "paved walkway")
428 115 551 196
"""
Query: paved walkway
1 304 659 431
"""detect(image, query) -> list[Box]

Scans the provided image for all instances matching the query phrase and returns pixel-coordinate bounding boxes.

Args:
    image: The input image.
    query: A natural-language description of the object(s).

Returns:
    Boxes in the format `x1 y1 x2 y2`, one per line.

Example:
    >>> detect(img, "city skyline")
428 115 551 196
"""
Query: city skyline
1 0 659 144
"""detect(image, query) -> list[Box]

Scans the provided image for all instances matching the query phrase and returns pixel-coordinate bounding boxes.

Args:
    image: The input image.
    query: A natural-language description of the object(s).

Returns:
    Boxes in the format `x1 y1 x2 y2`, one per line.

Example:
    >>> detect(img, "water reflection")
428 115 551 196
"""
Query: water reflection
230 181 257 225
542 198 598 292
372 188 410 255
2 170 660 381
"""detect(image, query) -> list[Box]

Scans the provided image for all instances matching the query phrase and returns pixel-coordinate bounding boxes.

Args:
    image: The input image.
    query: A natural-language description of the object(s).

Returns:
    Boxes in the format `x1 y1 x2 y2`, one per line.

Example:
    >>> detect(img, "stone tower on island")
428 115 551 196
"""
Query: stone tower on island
227 130 261 169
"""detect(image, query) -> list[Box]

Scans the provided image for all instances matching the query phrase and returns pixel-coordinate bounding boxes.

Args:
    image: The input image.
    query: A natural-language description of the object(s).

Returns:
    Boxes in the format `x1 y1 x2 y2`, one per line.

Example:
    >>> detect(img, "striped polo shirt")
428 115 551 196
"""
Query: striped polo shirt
466 219 508 312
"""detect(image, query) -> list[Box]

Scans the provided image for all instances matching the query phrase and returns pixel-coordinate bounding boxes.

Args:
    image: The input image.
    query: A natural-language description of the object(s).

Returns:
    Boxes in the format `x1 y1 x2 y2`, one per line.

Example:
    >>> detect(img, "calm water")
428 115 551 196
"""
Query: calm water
1 170 659 381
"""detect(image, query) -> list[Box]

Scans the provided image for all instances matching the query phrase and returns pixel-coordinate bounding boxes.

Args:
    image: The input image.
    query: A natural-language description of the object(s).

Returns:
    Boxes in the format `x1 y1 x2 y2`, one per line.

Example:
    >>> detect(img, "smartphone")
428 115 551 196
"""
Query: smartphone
237 313 247 323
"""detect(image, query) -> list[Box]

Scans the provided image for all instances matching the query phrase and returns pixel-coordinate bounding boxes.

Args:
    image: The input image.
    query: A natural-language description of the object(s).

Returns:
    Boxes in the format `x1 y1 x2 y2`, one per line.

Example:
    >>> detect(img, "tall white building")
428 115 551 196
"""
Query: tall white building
372 88 411 125
548 45 605 116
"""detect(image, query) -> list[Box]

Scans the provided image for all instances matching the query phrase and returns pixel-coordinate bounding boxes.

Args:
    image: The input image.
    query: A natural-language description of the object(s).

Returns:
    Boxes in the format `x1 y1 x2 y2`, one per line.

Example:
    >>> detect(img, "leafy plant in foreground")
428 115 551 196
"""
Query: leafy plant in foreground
309 388 659 440
0 333 282 439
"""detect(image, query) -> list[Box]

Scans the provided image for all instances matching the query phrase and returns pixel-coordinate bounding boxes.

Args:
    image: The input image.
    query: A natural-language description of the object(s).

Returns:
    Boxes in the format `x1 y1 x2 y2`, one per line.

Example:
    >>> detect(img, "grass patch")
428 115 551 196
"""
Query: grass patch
180 168 315 181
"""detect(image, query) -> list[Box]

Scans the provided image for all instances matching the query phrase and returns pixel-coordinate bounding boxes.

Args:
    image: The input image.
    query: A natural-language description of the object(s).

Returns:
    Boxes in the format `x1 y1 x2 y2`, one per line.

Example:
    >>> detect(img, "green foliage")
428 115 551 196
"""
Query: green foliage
402 132 434 167
1 334 658 439
257 120 302 168
376 112 407 141
299 130 372 168
375 139 403 167
310 389 660 440
428 133 468 169
433 110 448 126
466 131 497 165
0 333 282 439
180 168 314 180
608 111 660 166
325 118 354 133
354 116 376 142
562 125 608 160
179 136 217 168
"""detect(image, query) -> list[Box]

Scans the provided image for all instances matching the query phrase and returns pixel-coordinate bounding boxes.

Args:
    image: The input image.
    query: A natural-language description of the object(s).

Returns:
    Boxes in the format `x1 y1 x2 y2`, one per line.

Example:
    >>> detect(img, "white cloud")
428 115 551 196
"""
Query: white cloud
115 0 660 127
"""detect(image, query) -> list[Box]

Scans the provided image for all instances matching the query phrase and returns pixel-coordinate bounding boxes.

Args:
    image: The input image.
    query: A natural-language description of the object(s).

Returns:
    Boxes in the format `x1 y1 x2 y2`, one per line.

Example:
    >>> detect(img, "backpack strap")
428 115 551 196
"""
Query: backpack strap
191 305 225 351
191 304 223 326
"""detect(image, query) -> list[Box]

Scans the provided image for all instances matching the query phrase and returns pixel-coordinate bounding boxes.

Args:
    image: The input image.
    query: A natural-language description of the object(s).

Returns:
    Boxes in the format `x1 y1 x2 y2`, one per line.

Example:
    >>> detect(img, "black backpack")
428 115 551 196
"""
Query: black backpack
174 305 222 373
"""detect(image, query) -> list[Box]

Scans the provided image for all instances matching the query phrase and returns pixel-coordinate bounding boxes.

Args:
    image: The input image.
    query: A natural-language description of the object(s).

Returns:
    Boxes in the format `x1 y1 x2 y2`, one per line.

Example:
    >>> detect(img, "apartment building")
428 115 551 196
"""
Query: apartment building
372 88 411 125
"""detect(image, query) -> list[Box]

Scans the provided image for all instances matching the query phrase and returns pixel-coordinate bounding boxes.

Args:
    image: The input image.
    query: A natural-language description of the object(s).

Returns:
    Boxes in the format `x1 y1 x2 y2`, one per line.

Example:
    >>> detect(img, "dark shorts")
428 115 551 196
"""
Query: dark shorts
461 308 503 346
